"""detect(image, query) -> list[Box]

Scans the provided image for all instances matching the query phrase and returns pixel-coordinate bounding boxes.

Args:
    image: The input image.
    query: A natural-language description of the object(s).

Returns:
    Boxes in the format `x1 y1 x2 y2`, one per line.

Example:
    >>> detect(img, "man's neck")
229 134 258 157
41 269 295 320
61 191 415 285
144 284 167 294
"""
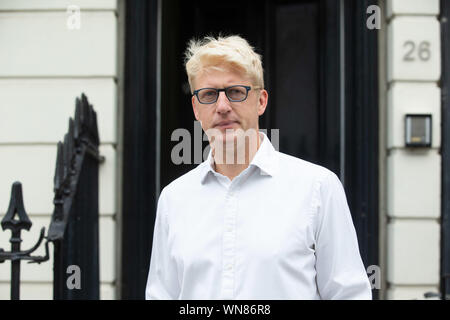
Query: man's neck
212 133 261 181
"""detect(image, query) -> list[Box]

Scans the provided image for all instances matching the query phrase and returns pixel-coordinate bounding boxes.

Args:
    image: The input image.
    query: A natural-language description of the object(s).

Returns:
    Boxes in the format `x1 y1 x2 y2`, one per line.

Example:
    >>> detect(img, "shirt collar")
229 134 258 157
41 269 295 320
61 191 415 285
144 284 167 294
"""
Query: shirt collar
200 131 279 184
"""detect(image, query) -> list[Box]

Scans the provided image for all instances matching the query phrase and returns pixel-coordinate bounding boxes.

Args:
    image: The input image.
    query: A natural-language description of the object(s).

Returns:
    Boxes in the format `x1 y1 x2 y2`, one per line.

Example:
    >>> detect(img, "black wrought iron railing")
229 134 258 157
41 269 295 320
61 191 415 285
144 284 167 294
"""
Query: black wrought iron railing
0 93 103 300
0 182 50 300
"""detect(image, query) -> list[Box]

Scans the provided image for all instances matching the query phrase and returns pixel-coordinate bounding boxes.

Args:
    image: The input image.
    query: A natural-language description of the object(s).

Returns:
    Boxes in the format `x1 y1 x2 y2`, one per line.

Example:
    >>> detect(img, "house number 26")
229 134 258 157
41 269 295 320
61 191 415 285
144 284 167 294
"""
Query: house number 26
403 41 431 61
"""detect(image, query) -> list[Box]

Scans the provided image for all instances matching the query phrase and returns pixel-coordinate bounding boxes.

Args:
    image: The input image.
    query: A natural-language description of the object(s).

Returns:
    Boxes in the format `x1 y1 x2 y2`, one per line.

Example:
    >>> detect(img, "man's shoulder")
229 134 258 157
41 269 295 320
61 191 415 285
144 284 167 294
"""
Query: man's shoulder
160 162 206 196
274 151 343 199
275 150 336 182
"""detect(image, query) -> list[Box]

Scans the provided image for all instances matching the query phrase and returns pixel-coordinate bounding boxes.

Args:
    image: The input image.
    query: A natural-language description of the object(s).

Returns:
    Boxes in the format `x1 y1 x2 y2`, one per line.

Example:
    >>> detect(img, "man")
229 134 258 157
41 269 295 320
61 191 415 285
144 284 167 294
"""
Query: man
146 35 372 299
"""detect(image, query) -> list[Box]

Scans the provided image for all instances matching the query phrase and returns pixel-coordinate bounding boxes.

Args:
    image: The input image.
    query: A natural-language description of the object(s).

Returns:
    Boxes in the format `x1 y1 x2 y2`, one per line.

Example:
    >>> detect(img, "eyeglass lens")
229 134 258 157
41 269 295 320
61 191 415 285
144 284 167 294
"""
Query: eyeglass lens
198 86 247 103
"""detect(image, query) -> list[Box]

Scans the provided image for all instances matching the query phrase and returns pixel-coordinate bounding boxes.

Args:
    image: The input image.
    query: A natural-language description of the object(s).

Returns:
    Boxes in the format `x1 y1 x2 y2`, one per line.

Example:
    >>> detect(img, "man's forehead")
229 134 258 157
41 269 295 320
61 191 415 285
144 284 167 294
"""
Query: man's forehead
201 63 244 75
196 65 250 85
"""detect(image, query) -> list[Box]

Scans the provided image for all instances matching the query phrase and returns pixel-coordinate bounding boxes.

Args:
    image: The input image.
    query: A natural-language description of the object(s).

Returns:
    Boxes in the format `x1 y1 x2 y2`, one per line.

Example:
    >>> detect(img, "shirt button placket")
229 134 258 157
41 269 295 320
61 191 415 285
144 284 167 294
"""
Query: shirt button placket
221 187 237 299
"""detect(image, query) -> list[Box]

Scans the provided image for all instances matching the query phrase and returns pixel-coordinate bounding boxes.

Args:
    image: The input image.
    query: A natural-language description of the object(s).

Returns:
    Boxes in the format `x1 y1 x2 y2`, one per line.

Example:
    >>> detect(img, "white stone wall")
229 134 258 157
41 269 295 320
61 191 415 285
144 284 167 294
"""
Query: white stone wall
385 0 441 299
0 0 119 299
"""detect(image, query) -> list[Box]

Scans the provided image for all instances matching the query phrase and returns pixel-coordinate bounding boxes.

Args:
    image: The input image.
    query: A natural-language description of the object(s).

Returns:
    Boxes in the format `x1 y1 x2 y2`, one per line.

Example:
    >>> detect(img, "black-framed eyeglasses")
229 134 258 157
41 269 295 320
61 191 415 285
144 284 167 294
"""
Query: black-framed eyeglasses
193 85 262 104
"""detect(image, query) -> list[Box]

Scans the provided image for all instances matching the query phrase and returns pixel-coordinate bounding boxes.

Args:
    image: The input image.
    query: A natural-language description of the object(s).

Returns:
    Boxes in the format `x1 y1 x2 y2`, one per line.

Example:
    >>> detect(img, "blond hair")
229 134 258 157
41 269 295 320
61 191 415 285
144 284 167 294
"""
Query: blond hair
184 35 264 93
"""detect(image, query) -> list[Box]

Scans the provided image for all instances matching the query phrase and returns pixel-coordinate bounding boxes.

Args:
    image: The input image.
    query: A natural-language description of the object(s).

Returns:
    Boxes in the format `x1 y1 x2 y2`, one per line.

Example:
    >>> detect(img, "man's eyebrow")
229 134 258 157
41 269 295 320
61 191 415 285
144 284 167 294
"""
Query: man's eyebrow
200 82 246 88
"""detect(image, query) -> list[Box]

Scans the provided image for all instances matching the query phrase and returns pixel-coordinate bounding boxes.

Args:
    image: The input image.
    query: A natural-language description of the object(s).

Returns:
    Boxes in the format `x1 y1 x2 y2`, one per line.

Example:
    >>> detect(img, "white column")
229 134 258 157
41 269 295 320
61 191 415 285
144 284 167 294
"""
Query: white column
385 0 441 300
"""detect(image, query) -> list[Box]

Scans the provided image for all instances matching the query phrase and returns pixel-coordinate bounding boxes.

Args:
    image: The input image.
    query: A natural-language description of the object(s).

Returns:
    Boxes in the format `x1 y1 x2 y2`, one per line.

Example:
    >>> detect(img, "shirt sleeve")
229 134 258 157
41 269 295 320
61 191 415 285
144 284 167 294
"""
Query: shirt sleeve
313 171 372 300
145 189 180 299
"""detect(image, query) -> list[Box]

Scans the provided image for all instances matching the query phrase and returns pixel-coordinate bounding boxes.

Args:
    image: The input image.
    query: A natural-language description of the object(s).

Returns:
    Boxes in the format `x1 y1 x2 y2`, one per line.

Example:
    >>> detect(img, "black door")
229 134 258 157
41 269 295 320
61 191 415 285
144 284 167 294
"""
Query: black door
122 0 379 299
161 0 340 189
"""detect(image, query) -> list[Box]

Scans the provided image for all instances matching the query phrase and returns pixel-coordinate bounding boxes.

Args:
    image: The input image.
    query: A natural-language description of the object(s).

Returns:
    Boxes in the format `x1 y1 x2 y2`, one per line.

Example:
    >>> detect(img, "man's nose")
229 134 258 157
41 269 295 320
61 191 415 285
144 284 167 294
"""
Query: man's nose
215 91 232 113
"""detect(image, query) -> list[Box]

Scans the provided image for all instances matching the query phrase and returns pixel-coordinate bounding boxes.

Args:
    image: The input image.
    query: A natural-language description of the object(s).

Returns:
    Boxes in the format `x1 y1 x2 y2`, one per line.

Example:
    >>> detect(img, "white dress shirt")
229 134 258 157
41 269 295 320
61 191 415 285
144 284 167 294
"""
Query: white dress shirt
146 132 372 300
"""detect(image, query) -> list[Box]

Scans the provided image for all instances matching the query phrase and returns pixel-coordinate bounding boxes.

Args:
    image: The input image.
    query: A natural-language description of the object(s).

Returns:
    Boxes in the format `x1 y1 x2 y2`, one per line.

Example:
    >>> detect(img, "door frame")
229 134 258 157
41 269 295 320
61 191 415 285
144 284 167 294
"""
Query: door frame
120 0 380 299
121 0 159 299
440 0 450 300
343 0 380 299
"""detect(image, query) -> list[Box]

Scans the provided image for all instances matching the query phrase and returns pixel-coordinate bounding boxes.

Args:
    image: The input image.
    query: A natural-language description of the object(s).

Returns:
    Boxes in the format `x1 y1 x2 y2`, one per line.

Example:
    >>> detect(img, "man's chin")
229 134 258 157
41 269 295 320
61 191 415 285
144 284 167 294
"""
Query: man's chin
216 131 236 144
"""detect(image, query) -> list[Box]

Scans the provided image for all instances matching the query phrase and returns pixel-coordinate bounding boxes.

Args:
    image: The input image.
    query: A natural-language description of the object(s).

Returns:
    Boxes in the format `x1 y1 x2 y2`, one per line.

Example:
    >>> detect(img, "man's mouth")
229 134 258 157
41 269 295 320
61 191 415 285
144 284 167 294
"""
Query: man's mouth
215 120 238 129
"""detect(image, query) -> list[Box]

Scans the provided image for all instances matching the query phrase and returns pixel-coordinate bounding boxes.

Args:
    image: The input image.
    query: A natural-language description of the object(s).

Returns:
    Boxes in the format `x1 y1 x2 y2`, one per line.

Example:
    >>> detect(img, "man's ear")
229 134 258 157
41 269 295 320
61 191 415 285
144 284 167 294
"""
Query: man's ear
257 89 268 116
192 95 200 120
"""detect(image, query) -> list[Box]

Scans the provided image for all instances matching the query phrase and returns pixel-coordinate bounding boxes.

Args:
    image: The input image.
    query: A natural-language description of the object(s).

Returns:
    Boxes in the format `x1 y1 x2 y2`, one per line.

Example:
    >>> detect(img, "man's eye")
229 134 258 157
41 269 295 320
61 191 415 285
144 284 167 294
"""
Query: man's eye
202 90 216 97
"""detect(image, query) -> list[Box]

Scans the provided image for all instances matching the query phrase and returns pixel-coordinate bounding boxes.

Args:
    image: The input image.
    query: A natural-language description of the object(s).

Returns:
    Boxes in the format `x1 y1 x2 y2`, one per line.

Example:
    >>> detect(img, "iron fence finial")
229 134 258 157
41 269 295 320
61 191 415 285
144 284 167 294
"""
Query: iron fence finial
1 182 31 232
0 182 50 300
